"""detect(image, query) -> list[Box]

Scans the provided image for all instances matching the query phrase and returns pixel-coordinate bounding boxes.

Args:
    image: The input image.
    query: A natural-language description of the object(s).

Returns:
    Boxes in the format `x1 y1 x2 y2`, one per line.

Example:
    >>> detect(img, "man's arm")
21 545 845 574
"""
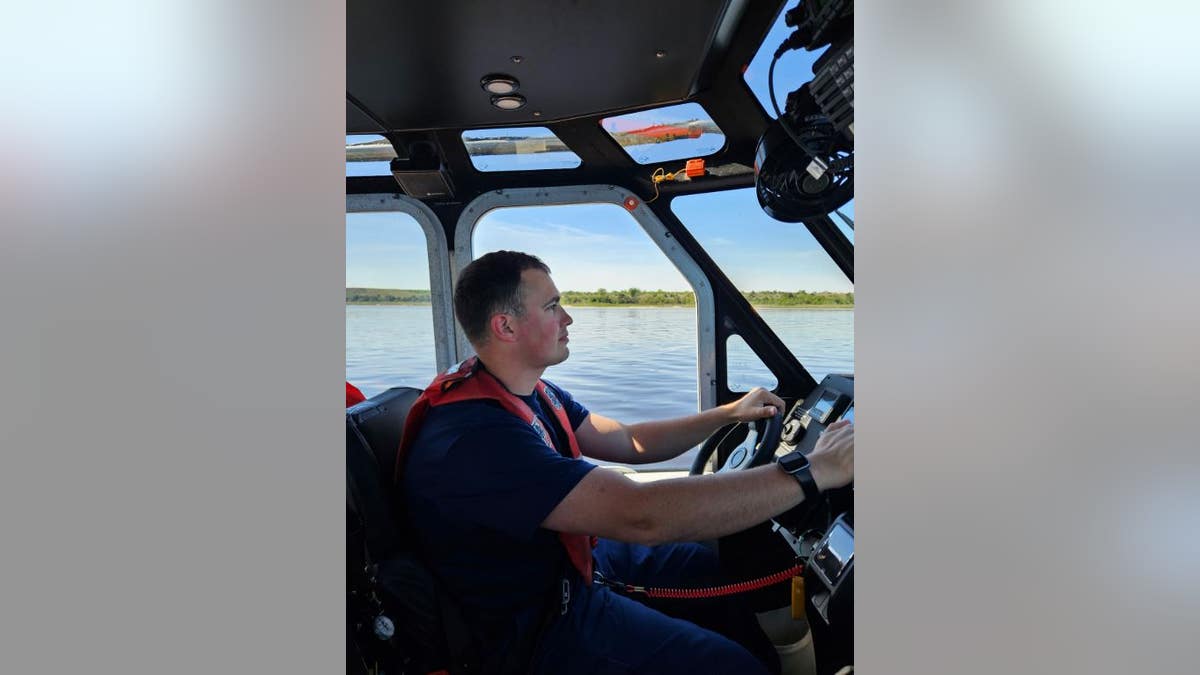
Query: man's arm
544 420 854 546
575 387 784 464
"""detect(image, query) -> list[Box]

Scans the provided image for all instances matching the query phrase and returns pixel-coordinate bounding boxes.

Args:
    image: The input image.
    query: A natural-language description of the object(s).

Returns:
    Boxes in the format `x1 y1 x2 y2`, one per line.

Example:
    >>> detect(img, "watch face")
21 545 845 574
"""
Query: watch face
780 451 809 472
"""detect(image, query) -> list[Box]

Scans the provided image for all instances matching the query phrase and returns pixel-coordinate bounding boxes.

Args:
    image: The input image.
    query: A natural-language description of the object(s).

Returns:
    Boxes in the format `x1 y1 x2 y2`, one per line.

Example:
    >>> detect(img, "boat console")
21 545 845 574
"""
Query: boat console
801 513 854 673
781 376 855 667
775 373 855 457
776 375 855 674
697 372 855 672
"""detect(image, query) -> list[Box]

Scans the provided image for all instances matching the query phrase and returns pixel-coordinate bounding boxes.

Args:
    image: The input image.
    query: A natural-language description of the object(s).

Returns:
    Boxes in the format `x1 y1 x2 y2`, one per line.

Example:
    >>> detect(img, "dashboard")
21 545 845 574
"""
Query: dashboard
710 373 854 672
774 373 855 461
775 374 854 673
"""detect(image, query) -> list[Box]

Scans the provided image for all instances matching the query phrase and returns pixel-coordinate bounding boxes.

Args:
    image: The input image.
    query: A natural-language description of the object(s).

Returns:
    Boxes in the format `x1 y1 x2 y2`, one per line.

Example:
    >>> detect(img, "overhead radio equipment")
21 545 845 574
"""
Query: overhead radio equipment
755 0 854 222
390 137 456 201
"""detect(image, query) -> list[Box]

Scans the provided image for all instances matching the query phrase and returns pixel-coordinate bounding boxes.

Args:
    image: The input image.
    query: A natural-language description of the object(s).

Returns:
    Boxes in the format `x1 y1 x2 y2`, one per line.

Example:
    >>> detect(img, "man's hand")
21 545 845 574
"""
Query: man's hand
722 387 787 423
808 419 854 492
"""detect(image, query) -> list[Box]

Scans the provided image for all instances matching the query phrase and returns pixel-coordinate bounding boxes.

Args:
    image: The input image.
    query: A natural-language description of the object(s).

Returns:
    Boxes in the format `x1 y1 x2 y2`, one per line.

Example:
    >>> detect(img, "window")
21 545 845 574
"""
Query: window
833 199 855 244
473 202 701 470
461 127 582 171
672 188 853 383
600 102 725 165
346 212 437 397
346 134 394 177
743 9 829 118
727 334 778 391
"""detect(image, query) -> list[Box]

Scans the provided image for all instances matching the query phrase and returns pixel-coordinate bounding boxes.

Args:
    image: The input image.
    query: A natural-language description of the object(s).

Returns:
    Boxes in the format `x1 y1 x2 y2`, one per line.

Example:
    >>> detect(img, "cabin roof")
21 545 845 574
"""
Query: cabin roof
347 0 786 200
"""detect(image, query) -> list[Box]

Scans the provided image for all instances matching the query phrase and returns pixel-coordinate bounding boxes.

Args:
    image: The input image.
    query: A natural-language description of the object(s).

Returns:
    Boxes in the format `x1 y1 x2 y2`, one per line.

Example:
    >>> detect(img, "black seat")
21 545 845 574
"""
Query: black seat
346 386 477 675
347 387 421 560
349 387 422 489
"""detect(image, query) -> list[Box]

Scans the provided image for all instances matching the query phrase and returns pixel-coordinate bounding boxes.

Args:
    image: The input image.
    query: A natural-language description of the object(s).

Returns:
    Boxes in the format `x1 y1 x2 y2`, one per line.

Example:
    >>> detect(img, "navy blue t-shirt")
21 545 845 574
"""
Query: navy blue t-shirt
403 380 595 628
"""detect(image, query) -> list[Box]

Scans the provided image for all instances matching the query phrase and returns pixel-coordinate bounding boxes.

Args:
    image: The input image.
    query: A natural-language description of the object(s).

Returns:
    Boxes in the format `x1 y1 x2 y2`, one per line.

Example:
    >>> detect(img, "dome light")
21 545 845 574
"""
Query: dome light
491 94 526 110
480 74 519 95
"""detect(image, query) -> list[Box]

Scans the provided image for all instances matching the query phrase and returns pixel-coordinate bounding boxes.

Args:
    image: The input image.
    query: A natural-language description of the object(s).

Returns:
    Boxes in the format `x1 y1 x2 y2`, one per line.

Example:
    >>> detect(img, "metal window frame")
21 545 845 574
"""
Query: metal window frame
345 193 457 372
454 185 718 411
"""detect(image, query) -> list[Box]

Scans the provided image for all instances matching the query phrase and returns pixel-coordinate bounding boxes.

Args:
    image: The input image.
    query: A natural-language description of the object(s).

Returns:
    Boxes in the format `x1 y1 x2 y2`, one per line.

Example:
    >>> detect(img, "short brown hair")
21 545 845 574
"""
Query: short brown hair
453 250 550 344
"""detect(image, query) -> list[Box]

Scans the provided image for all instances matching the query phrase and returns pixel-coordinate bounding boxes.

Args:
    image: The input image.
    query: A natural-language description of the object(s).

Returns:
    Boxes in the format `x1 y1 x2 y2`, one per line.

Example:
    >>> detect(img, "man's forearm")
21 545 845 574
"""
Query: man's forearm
632 464 805 544
624 406 735 463
549 419 851 547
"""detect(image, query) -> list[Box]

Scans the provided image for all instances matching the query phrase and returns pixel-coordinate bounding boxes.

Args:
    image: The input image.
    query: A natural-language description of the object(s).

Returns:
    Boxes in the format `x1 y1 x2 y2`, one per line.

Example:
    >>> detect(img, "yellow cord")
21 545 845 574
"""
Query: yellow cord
646 165 688 203
647 168 663 203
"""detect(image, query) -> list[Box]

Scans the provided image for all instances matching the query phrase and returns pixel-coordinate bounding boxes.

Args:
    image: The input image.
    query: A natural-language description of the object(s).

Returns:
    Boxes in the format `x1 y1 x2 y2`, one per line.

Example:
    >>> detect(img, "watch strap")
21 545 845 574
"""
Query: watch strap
780 453 821 503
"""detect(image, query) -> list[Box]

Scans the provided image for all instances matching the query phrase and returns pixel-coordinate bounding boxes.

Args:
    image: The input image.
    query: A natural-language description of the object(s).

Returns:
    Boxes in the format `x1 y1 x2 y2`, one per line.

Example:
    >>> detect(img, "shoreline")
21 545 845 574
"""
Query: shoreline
347 302 854 310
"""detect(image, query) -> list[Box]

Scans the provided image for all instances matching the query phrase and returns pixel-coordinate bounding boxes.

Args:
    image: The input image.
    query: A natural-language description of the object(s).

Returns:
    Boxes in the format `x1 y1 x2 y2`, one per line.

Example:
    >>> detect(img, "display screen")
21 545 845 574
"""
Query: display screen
811 390 839 421
825 522 854 567
841 404 854 424
814 521 854 585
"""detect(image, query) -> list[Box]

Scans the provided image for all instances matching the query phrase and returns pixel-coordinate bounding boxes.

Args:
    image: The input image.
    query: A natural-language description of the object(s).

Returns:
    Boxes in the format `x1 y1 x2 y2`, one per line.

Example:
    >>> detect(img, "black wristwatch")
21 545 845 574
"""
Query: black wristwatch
777 450 821 503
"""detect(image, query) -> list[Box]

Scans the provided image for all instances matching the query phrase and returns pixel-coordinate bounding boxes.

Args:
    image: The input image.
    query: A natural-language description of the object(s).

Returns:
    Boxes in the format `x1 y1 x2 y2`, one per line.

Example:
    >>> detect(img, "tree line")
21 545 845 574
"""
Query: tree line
346 288 431 303
561 288 852 306
348 287 852 307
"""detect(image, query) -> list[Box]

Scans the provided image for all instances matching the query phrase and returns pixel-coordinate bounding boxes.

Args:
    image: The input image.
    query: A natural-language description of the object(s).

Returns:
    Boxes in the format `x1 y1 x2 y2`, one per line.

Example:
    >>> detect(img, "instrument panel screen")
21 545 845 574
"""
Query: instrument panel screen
810 390 840 422
841 404 854 424
814 520 854 586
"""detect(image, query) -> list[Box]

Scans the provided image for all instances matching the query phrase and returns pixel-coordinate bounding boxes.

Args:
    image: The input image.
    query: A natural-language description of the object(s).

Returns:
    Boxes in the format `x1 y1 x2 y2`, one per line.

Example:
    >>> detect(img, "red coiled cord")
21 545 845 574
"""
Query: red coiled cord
608 562 805 599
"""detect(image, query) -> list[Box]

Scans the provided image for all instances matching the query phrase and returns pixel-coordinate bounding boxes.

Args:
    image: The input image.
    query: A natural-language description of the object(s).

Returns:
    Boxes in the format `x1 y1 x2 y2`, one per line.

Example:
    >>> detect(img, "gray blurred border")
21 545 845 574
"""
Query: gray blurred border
857 1 1200 673
3 2 1199 673
1 3 345 673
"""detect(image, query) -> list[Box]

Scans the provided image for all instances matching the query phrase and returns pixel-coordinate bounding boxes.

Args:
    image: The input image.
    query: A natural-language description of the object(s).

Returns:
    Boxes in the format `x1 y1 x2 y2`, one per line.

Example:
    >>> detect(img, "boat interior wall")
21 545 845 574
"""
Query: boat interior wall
347 0 747 132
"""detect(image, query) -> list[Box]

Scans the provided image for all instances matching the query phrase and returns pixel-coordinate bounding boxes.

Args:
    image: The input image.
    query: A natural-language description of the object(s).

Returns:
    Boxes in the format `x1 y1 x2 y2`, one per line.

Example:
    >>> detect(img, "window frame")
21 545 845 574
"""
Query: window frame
453 185 720 411
345 194 457 372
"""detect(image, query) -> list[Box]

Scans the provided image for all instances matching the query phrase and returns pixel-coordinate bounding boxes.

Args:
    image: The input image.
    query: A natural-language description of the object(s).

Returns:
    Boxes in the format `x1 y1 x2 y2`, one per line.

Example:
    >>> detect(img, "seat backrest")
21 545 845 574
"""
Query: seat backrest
346 386 421 559
348 386 422 481
346 385 478 675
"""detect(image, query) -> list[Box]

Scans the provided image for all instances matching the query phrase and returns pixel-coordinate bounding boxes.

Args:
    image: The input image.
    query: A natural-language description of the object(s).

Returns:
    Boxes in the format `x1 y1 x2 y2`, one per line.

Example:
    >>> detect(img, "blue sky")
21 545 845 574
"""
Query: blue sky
345 212 432 288
347 187 852 292
347 8 853 293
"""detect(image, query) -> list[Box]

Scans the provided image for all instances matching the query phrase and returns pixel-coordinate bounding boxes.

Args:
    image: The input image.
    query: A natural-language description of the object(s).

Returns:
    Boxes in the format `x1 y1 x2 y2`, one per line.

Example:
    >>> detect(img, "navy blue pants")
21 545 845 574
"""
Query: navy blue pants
528 540 780 675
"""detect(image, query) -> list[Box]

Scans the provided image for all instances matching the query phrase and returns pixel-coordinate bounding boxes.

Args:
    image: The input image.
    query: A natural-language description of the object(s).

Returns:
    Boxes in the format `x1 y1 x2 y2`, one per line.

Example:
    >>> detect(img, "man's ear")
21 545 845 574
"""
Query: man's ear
489 313 519 343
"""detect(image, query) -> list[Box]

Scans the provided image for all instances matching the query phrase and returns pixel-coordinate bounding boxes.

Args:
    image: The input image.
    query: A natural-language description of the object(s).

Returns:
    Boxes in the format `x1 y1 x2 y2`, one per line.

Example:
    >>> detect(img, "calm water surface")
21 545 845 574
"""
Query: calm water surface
347 305 853 470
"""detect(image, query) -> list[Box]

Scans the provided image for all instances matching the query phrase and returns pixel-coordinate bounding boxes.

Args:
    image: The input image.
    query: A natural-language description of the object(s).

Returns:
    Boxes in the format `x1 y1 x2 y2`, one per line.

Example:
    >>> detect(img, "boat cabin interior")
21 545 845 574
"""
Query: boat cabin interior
346 1 854 673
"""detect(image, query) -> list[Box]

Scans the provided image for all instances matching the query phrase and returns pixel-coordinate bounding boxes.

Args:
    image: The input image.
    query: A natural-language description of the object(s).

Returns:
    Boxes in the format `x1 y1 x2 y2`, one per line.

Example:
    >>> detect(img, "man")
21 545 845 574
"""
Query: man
399 251 854 674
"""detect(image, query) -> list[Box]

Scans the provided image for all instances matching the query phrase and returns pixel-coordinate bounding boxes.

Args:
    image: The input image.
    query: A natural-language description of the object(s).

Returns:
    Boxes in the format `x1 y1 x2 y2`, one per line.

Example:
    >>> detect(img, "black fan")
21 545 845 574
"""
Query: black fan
755 87 853 222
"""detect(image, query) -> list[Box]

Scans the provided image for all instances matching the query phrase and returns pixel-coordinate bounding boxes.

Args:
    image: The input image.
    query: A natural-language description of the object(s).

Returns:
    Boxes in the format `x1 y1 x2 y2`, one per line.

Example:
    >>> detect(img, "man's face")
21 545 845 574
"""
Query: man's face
512 268 573 368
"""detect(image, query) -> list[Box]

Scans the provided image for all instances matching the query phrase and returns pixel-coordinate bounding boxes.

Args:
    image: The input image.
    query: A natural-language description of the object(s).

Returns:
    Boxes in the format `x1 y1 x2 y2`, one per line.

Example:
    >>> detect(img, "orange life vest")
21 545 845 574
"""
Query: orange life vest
395 356 595 583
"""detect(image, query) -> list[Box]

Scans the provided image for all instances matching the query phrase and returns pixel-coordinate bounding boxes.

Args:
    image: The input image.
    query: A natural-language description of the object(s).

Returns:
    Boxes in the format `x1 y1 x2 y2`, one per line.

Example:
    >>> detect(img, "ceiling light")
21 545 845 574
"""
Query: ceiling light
491 94 526 110
481 74 519 95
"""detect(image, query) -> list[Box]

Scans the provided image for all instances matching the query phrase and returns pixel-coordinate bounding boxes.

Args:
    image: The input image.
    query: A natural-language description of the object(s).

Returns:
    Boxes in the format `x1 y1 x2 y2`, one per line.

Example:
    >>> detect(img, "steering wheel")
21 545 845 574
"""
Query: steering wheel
689 412 784 475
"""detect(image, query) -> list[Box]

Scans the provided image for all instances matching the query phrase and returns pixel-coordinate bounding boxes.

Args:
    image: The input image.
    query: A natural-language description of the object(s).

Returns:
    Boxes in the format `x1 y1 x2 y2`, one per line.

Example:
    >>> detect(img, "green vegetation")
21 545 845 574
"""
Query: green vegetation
347 287 852 308
562 288 852 307
563 288 695 305
346 288 430 304
738 290 854 307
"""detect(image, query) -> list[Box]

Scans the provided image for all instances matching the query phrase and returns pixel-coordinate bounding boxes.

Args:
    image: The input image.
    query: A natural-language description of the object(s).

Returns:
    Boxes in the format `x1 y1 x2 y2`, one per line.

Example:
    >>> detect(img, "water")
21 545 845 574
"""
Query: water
347 305 853 470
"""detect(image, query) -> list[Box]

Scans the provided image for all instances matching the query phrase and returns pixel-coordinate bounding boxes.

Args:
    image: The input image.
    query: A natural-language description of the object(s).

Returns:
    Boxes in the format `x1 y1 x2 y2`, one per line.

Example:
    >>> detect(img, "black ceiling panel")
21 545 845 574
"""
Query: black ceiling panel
347 0 737 132
347 97 386 134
